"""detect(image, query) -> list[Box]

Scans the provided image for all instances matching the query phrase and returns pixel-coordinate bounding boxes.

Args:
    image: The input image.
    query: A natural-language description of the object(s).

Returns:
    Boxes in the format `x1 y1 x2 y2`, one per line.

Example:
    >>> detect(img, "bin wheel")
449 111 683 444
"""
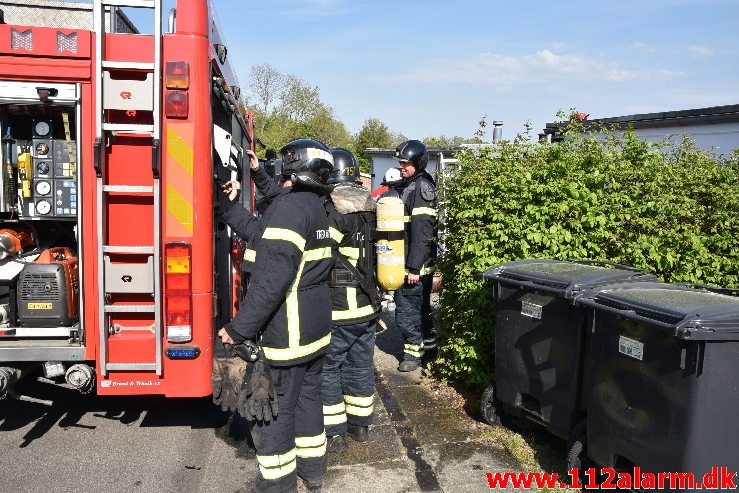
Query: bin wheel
566 419 591 482
480 384 502 426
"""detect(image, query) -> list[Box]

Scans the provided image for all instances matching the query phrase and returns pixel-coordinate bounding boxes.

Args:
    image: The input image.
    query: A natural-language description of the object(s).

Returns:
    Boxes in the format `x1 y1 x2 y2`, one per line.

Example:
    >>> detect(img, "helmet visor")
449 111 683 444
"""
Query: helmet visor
282 147 334 171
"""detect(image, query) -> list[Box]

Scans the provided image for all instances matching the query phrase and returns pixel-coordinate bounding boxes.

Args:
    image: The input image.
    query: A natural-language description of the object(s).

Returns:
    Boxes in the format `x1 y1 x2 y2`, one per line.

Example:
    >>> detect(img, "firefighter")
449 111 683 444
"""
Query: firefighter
212 150 276 415
393 140 438 372
218 139 334 493
250 148 380 451
379 167 403 199
322 148 379 453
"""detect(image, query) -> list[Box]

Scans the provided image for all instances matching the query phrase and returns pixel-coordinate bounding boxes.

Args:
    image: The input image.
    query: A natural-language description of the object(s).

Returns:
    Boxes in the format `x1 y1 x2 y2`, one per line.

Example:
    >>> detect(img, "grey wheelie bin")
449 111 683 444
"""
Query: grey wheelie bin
480 259 656 443
576 281 739 487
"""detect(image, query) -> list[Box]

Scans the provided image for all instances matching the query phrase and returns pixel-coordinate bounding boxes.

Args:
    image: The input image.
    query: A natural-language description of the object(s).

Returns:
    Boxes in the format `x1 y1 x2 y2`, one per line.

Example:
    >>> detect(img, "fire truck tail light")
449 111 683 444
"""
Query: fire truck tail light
165 61 189 89
165 91 188 118
166 246 191 274
165 243 192 343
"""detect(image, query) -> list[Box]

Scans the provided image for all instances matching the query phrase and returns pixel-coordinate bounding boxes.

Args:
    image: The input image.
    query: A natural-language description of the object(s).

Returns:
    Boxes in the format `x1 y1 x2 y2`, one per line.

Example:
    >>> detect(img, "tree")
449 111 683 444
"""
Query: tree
354 118 395 173
248 63 285 134
423 135 481 149
304 106 353 149
277 75 321 123
247 65 353 157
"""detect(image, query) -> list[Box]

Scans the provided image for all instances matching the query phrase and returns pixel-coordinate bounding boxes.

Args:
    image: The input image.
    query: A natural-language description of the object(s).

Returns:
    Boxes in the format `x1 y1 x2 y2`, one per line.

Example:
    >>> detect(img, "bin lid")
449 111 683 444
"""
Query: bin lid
577 281 739 341
482 259 656 299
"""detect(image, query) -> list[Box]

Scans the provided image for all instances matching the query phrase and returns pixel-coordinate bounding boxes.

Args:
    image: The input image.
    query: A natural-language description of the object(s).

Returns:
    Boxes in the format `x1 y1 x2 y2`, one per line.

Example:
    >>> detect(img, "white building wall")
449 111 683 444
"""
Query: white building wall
628 122 739 156
369 154 443 191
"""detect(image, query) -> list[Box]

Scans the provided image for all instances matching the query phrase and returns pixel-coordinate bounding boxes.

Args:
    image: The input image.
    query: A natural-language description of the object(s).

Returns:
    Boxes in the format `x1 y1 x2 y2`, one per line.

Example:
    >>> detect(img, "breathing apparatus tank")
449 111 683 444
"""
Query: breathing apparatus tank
375 196 405 290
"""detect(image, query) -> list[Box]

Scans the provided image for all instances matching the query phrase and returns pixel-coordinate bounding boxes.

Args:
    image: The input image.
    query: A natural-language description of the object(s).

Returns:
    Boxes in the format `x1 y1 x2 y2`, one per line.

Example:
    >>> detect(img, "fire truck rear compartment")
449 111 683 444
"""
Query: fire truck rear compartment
0 100 82 345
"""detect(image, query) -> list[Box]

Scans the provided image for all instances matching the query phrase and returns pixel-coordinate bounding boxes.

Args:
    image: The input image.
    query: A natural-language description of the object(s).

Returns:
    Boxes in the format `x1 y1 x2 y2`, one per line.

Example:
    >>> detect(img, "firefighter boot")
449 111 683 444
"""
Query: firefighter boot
347 424 368 443
304 477 323 492
398 358 420 372
422 348 438 366
326 434 348 453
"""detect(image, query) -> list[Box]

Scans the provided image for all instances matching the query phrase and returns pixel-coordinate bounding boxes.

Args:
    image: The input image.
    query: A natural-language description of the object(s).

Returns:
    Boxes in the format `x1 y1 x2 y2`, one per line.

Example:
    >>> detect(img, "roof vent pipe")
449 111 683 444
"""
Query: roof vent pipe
168 9 176 34
492 121 503 143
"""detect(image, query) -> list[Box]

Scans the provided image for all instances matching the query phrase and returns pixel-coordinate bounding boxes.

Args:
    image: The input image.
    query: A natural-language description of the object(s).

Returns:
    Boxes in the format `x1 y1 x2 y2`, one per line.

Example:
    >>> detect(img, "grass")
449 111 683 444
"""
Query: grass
478 417 579 492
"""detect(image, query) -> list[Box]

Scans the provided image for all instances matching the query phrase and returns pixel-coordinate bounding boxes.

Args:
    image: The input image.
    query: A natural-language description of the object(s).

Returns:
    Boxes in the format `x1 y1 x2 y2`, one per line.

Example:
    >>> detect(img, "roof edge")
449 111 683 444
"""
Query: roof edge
545 104 739 132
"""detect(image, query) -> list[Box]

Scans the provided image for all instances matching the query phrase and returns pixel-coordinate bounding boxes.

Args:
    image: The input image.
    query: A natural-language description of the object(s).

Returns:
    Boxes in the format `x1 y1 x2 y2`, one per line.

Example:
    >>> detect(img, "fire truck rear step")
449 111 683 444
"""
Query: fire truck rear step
103 246 155 254
104 255 154 293
106 363 156 371
101 61 155 71
102 185 155 193
94 0 162 377
104 305 156 313
0 339 85 362
101 123 154 134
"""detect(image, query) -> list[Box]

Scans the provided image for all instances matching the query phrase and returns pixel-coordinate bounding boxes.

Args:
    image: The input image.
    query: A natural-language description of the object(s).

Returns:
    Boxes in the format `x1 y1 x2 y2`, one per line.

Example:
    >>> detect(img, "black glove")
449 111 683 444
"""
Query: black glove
233 340 259 362
211 344 248 413
237 349 278 422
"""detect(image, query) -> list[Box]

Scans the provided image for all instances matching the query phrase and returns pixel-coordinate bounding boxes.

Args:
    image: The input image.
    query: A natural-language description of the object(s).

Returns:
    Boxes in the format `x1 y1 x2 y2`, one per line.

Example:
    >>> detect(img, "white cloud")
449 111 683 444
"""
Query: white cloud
688 45 713 57
370 49 683 88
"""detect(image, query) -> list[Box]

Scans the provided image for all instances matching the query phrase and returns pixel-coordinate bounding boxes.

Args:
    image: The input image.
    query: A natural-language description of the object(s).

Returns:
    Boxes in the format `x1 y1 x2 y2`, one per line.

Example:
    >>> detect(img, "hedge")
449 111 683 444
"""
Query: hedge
434 119 739 387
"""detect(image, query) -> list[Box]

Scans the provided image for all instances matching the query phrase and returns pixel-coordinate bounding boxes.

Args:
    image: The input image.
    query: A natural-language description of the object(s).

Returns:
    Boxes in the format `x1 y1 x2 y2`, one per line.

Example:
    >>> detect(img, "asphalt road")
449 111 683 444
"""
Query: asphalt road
0 308 519 493
0 376 252 493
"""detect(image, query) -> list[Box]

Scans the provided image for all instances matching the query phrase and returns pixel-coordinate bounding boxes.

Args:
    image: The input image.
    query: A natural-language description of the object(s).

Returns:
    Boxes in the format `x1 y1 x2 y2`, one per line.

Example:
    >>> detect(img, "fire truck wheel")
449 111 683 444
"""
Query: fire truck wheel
480 383 502 426
566 419 594 483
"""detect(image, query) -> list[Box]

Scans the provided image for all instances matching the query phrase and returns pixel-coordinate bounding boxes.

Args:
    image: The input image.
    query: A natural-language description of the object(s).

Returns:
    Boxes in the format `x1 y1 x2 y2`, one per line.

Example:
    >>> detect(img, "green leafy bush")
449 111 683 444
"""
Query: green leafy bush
435 119 739 387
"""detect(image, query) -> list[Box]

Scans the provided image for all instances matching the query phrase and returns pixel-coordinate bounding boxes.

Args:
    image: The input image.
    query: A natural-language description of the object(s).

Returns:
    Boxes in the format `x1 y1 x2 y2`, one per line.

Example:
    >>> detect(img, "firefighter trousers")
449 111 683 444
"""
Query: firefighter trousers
394 275 435 363
322 320 377 436
249 356 326 493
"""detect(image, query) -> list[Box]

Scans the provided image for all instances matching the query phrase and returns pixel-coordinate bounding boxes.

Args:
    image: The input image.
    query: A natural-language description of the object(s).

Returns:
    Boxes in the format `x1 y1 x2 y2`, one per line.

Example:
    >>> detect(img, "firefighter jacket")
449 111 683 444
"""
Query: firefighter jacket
326 185 380 325
237 169 281 274
400 171 438 276
223 188 334 366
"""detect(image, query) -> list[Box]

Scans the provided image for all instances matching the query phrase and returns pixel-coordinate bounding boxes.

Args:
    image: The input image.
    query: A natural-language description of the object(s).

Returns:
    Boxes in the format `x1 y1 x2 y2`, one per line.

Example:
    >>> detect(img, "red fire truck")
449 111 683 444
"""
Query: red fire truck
0 0 253 400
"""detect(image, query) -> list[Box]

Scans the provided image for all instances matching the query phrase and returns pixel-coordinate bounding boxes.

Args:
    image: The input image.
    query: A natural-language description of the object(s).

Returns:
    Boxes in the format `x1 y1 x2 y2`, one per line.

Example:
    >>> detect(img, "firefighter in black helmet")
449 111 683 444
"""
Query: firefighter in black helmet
393 140 438 372
219 139 334 492
321 148 379 452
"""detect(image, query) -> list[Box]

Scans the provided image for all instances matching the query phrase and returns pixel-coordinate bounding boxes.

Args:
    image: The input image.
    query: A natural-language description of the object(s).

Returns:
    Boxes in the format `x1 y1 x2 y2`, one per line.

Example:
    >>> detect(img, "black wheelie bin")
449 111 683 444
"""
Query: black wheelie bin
576 281 739 489
480 259 656 448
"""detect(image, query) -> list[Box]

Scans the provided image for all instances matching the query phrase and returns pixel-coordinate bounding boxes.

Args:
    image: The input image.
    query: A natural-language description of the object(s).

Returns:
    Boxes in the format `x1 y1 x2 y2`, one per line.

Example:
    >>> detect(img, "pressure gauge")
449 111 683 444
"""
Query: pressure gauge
35 180 52 196
35 142 49 156
36 200 51 215
36 161 50 175
33 120 52 137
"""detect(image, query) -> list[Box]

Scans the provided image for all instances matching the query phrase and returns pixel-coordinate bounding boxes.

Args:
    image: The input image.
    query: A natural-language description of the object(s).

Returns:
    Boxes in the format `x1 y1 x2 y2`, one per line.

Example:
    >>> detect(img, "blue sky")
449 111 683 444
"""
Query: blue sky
176 0 738 140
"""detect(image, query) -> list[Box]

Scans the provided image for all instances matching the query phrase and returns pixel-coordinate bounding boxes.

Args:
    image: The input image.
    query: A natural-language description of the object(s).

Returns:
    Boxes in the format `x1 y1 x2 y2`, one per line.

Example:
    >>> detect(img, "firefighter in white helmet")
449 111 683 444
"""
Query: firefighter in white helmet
379 167 403 199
